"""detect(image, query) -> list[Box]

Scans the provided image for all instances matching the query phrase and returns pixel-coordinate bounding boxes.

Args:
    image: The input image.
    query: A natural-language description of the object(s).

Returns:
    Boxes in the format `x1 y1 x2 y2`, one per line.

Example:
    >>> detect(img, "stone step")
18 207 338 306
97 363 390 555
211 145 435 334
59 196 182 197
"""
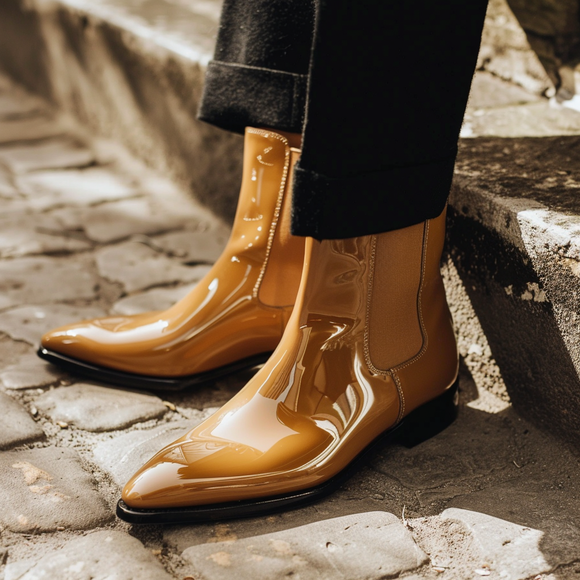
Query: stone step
448 129 580 449
0 0 242 224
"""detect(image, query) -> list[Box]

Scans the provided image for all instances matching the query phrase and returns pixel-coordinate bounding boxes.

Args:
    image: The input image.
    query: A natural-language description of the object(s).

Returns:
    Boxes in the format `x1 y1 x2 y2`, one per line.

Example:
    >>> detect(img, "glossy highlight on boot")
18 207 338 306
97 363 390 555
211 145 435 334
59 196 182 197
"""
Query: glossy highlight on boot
38 129 305 390
117 209 459 522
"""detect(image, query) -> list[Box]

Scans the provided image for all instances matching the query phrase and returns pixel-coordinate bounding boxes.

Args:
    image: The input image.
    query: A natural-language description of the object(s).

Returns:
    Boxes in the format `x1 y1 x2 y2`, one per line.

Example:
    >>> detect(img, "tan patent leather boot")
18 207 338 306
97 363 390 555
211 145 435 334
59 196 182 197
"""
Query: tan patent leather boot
117 208 458 523
38 128 305 389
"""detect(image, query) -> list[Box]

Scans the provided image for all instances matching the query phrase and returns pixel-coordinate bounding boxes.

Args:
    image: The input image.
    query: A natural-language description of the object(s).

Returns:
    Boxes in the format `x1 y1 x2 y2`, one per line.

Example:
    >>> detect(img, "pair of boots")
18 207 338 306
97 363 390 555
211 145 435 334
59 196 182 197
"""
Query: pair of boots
39 128 458 524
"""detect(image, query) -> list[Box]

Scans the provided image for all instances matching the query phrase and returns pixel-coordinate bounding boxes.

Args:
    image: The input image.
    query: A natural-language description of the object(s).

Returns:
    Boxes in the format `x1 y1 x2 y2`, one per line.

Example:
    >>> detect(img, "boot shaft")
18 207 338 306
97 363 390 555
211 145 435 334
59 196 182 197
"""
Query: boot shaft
294 208 458 418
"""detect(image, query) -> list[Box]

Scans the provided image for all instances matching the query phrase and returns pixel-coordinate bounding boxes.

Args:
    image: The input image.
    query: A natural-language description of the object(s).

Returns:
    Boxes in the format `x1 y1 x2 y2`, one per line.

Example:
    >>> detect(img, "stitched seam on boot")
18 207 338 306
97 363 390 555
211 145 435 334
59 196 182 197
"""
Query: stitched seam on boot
251 128 291 303
362 236 405 421
392 371 406 422
392 219 430 373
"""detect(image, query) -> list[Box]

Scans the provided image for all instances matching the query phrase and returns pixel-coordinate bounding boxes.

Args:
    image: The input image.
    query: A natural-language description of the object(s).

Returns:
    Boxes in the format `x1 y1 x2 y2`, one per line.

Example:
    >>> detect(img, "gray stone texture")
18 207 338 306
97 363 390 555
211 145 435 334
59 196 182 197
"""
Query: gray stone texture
0 447 112 532
468 71 541 110
4 530 173 580
449 134 580 448
410 509 552 579
479 0 552 95
92 419 197 486
34 383 167 432
0 255 98 309
0 304 105 345
0 165 17 197
449 478 580 567
182 512 427 580
0 116 65 144
0 92 45 120
0 0 243 224
17 167 139 210
0 392 44 449
0 352 66 390
0 138 94 173
462 99 580 138
51 197 190 243
96 241 211 292
420 508 553 579
0 213 91 258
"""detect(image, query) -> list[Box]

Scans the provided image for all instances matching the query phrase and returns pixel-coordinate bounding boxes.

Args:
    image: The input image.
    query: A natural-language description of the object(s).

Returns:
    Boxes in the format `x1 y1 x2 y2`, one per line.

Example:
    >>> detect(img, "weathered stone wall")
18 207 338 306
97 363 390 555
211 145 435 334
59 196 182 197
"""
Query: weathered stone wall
482 0 580 97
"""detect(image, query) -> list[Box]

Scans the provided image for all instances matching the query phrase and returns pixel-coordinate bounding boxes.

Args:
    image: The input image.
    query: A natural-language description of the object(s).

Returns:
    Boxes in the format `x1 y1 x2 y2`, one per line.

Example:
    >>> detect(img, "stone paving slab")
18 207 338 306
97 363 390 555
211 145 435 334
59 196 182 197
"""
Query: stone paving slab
0 392 44 450
0 93 45 120
4 530 173 580
0 166 17 197
0 352 66 390
0 138 95 173
410 508 554 580
52 198 193 243
17 167 140 210
442 508 551 579
462 100 580 138
0 447 112 532
0 116 65 145
181 511 428 580
34 383 168 432
0 213 92 258
0 255 98 309
448 478 580 567
0 304 106 345
467 71 540 110
96 241 211 293
92 419 200 487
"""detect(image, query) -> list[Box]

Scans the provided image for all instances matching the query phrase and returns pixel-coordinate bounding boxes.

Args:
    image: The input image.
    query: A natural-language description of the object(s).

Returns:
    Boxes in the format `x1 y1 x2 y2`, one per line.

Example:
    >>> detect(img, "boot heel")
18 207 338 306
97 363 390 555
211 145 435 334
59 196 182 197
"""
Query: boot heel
394 380 459 448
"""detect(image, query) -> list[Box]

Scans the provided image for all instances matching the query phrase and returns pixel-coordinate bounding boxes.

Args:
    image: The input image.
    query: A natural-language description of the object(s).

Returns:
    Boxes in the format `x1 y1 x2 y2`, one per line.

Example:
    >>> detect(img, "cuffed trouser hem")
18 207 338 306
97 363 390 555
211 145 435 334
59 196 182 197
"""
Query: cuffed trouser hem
291 151 458 240
198 61 308 135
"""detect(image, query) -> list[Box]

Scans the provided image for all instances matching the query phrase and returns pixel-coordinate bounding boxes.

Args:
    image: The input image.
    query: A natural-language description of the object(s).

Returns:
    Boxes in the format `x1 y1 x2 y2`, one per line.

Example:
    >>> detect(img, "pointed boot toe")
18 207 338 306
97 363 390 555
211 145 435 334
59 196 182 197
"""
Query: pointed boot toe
117 208 460 524
38 129 305 390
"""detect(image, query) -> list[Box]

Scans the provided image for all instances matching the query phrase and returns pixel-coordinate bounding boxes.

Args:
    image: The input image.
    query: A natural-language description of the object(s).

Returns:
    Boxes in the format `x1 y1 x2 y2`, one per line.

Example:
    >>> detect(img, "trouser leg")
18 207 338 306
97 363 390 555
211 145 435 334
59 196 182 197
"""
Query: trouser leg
198 0 489 239
198 0 315 133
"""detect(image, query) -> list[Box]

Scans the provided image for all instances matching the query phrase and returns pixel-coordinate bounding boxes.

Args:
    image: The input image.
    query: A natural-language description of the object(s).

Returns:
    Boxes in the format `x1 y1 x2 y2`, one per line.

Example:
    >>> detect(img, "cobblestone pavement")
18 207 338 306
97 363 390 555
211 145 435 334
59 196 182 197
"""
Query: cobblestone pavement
2 74 580 580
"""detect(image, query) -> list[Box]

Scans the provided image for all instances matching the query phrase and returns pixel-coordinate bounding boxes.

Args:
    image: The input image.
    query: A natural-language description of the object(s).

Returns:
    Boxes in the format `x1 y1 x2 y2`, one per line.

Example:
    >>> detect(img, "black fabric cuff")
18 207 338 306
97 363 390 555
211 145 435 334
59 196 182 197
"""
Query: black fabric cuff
291 151 458 239
198 60 308 135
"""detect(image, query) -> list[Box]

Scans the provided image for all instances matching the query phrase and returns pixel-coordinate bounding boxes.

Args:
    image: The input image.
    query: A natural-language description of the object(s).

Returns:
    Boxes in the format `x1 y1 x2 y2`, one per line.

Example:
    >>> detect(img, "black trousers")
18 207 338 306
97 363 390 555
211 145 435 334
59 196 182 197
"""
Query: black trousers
199 0 489 239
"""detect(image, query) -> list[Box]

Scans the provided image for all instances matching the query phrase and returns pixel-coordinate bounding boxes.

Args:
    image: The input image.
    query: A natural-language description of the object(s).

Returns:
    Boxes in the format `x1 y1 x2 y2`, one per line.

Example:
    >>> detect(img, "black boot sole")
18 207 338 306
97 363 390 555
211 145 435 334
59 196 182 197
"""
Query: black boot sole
116 379 459 524
37 347 272 391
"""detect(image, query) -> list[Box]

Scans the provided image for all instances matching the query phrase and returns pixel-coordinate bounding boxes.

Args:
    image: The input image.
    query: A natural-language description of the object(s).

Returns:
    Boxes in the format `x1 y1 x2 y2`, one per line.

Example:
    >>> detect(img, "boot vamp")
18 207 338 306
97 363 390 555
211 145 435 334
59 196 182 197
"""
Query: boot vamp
121 323 400 509
40 253 285 377
41 300 282 377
